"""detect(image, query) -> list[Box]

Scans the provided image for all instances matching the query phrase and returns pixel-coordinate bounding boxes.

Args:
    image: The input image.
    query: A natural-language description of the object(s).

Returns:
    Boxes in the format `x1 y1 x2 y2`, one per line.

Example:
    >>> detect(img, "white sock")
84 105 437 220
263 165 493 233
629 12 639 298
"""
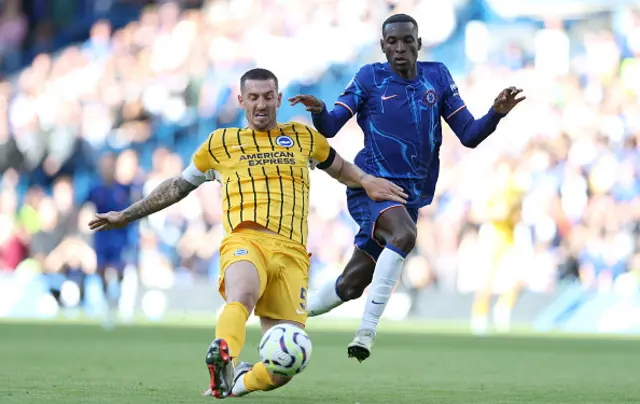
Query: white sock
359 247 406 332
493 302 512 333
231 374 249 397
105 276 121 309
308 276 345 317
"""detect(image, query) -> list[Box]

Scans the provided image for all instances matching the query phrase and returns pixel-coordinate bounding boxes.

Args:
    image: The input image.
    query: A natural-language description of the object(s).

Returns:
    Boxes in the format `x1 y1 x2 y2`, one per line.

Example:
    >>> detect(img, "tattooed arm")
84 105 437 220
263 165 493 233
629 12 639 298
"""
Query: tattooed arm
88 176 198 231
88 160 213 232
123 177 197 222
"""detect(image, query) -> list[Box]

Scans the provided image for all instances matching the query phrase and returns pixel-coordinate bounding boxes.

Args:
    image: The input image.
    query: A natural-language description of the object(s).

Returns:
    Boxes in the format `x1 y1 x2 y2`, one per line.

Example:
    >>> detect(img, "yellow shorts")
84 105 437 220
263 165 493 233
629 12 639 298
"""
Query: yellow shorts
218 228 310 325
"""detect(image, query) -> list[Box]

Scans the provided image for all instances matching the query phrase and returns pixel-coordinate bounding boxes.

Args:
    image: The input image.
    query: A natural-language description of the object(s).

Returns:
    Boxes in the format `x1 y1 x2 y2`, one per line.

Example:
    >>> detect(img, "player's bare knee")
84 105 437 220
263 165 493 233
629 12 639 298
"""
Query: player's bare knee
225 280 259 310
337 273 369 300
337 272 362 300
223 261 262 311
337 251 376 301
226 289 258 312
389 227 417 254
337 281 362 301
346 286 366 300
226 284 259 312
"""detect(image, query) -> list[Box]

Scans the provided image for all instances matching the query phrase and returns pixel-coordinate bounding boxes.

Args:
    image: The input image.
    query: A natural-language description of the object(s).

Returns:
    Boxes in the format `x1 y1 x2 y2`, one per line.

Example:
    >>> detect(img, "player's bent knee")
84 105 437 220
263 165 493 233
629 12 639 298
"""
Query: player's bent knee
227 291 258 312
223 261 262 310
389 227 417 254
337 272 369 301
337 252 376 301
342 286 365 301
224 283 260 311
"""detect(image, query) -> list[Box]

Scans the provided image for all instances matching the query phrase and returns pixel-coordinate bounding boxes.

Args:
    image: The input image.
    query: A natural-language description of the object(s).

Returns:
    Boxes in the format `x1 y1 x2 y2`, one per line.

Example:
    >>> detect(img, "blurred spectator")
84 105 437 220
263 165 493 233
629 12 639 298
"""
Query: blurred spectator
83 19 112 61
0 0 27 71
0 185 28 271
86 153 136 287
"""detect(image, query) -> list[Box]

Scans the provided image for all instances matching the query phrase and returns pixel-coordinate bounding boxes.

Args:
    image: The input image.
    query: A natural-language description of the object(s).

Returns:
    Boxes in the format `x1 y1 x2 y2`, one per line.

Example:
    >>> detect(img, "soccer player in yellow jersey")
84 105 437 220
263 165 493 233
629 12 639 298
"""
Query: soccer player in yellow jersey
88 68 407 399
471 161 523 334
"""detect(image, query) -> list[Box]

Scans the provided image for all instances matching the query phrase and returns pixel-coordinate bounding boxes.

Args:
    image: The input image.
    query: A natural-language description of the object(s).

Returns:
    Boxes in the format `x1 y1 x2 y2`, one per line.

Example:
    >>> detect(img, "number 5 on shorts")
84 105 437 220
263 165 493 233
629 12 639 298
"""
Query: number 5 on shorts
299 287 307 311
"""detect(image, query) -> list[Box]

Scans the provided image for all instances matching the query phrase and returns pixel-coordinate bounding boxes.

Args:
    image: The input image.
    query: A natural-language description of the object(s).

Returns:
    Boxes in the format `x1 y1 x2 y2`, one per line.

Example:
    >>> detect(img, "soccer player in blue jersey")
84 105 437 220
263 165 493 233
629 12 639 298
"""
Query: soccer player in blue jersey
289 13 525 362
86 153 135 326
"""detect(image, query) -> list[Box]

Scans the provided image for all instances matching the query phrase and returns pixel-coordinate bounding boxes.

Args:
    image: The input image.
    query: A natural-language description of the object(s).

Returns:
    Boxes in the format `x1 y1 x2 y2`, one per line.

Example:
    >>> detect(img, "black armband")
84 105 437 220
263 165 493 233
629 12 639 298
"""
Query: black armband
316 147 337 170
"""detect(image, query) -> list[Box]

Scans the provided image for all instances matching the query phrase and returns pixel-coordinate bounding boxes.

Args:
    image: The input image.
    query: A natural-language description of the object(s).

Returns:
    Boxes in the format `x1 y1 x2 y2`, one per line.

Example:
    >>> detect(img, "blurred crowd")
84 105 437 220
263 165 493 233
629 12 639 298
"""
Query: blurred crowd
0 0 640 304
0 0 167 73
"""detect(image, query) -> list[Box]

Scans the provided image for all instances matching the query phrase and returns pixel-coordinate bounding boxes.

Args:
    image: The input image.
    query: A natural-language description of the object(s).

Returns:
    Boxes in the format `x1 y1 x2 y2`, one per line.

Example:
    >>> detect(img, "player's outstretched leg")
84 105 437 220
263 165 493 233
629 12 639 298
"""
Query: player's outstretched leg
228 361 294 397
307 248 376 317
229 319 299 398
348 207 416 362
205 261 261 399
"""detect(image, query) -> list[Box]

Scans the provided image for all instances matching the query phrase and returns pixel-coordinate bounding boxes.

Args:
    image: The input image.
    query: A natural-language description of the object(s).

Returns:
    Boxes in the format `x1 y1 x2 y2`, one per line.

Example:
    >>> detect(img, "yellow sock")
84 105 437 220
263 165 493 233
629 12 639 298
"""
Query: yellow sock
472 294 490 317
243 362 276 392
496 287 519 309
215 302 249 362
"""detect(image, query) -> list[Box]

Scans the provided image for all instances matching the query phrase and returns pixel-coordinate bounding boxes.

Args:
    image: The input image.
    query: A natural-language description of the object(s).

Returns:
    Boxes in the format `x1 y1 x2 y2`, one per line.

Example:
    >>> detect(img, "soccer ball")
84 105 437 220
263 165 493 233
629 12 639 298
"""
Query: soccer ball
258 323 312 377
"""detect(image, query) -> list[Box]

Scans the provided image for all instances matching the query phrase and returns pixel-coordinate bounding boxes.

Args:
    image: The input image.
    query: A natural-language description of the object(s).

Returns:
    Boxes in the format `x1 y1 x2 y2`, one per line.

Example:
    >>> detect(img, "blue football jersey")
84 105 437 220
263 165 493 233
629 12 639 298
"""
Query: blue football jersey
333 62 468 208
87 182 132 250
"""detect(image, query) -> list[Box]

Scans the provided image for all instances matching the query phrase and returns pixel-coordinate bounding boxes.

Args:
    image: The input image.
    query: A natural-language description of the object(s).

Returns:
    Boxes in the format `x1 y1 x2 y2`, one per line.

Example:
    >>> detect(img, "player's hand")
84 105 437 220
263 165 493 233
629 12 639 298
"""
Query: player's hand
288 94 325 114
492 87 526 115
88 211 130 232
362 175 408 204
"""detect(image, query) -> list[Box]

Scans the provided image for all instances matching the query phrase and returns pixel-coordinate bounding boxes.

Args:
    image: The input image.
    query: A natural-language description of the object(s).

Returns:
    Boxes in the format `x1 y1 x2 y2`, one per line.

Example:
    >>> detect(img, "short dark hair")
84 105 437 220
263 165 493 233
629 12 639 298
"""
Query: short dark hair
240 68 278 91
382 14 418 34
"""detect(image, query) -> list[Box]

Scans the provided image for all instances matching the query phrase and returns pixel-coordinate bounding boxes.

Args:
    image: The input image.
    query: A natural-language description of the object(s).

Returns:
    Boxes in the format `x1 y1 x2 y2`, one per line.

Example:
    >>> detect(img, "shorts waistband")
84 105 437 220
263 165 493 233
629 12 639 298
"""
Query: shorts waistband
229 227 302 245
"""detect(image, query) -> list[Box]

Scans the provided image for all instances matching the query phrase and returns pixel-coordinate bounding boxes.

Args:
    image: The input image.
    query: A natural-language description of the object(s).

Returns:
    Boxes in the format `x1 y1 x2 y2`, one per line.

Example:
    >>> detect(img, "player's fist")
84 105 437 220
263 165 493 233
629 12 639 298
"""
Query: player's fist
88 211 129 232
362 175 408 204
288 94 325 114
492 87 526 115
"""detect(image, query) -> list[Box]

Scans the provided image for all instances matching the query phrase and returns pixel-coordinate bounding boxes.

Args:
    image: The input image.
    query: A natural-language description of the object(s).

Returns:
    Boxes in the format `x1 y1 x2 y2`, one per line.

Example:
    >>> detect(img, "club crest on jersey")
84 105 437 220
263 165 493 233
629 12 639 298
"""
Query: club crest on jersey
424 89 438 106
275 135 294 148
234 249 248 256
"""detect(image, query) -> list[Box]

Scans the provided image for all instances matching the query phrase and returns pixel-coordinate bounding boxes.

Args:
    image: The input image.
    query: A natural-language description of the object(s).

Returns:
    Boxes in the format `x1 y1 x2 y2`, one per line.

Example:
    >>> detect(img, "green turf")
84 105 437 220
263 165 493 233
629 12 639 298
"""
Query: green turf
1 322 639 403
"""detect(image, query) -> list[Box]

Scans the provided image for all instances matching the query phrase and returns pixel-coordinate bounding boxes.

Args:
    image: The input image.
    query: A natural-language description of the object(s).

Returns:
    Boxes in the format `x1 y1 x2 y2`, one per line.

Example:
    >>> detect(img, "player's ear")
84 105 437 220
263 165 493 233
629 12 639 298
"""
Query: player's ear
417 37 422 51
379 38 385 53
277 92 282 108
237 94 244 107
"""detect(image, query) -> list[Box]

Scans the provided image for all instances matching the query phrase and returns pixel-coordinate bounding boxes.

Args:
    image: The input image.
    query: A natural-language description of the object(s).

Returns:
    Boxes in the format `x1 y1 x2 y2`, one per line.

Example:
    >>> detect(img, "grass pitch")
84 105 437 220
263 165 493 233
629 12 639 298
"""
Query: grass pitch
1 321 639 403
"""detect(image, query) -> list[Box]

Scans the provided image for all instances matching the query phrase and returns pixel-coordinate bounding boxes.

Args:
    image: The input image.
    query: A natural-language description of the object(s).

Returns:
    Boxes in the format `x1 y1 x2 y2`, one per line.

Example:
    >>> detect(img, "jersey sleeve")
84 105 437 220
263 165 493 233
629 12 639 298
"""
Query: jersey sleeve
182 131 221 186
85 186 96 205
334 65 369 117
308 126 336 169
439 63 468 121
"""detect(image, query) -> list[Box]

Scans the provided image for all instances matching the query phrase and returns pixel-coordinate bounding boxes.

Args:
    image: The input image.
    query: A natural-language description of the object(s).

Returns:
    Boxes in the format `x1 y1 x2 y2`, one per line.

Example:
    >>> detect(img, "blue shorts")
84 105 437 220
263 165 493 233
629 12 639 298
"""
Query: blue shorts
96 247 126 273
346 187 419 261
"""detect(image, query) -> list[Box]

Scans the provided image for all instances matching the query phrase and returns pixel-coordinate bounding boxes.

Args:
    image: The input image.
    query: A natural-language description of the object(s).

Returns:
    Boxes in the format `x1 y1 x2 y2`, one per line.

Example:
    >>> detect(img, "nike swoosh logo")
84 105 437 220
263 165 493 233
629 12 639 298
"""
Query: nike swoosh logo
371 301 384 305
296 309 306 314
232 145 246 149
381 95 398 101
